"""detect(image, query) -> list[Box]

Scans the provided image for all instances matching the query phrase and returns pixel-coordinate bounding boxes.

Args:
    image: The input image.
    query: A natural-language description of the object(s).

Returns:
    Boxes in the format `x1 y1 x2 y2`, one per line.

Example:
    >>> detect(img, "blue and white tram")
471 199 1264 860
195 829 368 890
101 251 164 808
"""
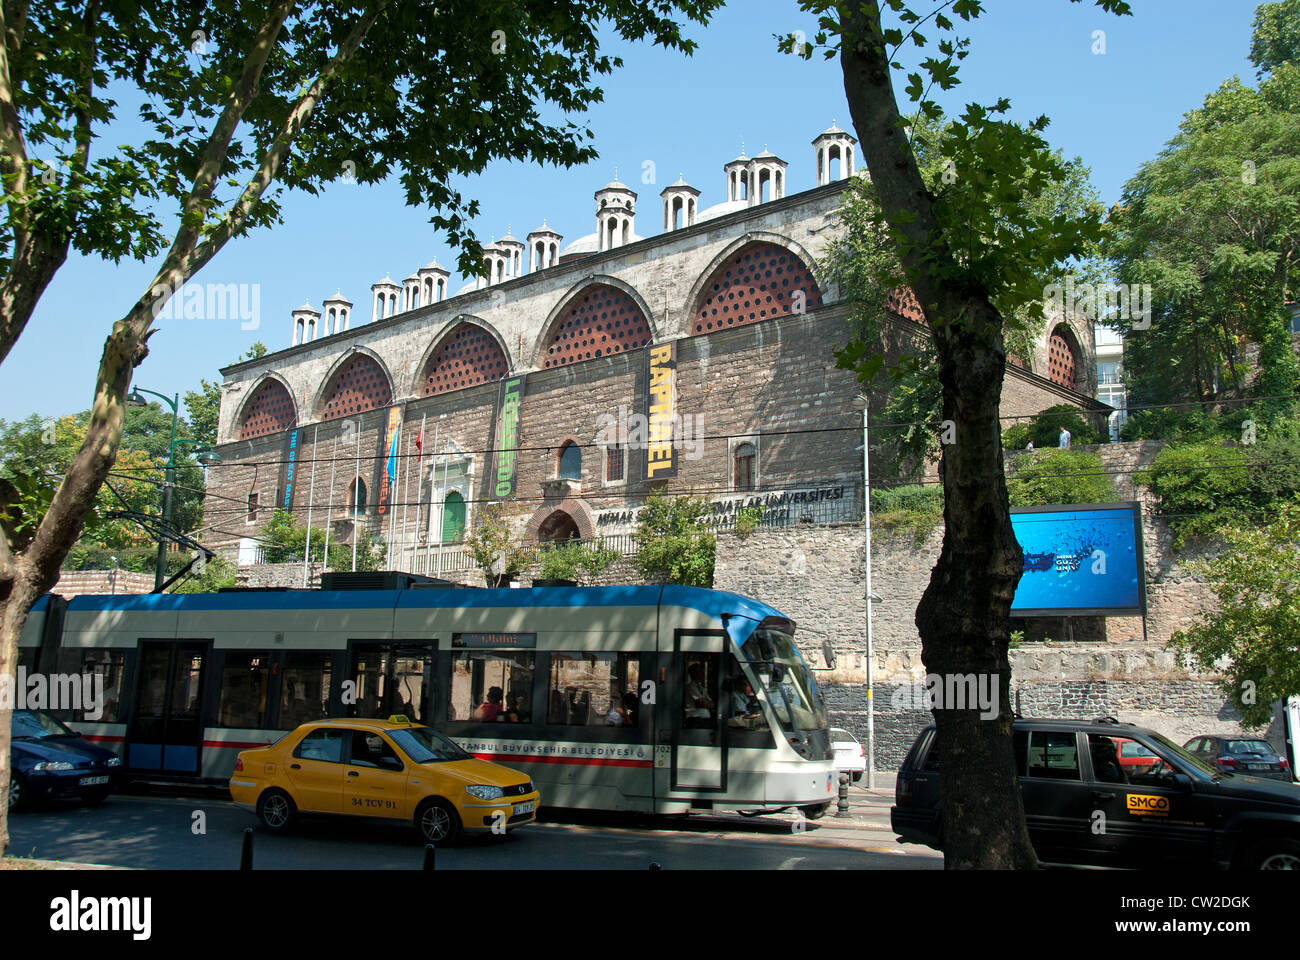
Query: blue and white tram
18 582 837 815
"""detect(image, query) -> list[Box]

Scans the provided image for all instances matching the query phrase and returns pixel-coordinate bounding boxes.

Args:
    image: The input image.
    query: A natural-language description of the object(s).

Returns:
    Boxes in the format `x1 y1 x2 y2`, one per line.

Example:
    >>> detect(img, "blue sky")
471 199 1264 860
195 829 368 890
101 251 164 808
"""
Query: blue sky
0 0 1264 424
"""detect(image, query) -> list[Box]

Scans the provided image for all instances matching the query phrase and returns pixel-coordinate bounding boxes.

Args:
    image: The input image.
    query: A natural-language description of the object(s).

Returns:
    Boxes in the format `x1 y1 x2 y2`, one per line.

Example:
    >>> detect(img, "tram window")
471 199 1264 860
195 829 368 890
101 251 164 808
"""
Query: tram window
53 649 126 723
683 656 719 728
294 728 346 763
170 654 204 720
218 654 271 728
280 654 332 729
448 651 535 723
547 653 640 727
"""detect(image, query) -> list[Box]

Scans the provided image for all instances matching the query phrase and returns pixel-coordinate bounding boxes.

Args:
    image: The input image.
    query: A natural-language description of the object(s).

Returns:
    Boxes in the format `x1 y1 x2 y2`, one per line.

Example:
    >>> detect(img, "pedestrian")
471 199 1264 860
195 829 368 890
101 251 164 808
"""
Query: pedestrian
1058 425 1071 448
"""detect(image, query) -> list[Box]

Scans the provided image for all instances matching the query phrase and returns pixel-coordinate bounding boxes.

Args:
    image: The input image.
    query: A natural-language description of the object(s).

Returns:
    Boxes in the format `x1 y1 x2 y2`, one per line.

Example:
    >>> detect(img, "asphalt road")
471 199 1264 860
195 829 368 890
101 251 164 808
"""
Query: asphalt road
8 789 942 870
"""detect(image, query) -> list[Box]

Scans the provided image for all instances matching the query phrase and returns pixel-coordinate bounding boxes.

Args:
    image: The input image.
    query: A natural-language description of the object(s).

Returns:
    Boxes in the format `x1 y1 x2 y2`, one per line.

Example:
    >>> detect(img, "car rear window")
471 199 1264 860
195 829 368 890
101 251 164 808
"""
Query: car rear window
1224 740 1272 755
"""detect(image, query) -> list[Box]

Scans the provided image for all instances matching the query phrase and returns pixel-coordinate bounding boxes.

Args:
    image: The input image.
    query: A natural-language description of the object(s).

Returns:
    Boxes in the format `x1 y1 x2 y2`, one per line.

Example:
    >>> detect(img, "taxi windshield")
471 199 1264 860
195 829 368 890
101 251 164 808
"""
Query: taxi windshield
741 626 827 735
388 726 472 764
1149 732 1219 778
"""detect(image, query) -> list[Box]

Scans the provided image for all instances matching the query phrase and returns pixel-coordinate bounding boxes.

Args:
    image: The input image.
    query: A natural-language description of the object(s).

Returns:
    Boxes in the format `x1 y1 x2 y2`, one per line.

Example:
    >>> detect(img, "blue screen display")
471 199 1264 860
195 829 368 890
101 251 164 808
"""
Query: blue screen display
1010 503 1144 615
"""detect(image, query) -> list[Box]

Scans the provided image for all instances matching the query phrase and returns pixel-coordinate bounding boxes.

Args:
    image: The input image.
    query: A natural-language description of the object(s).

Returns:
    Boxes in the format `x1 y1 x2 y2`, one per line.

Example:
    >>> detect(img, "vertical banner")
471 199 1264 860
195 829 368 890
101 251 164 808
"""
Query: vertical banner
644 341 677 480
492 374 527 498
279 427 302 510
374 404 404 517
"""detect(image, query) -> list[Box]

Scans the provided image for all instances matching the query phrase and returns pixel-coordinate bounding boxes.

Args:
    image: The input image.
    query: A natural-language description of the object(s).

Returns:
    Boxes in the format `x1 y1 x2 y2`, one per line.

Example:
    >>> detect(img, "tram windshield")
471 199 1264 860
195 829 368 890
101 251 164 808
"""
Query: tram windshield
741 626 827 735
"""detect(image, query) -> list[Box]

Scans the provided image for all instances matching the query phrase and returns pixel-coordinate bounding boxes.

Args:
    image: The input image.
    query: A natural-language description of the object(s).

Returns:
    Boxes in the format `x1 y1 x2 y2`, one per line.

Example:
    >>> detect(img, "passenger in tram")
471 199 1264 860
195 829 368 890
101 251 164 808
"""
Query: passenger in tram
473 686 505 722
506 692 530 723
684 662 714 727
604 691 638 726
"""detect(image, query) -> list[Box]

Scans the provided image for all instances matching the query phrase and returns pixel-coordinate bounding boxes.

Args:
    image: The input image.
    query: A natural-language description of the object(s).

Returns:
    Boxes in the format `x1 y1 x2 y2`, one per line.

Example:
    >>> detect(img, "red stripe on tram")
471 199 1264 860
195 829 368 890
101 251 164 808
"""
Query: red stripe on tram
80 734 125 743
471 752 653 768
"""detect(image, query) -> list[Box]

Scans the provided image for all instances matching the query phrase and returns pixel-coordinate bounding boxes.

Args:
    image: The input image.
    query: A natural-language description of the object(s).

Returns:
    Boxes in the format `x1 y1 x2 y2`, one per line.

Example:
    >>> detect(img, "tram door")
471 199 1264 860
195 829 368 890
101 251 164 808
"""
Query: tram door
127 641 208 774
347 642 434 722
660 631 727 793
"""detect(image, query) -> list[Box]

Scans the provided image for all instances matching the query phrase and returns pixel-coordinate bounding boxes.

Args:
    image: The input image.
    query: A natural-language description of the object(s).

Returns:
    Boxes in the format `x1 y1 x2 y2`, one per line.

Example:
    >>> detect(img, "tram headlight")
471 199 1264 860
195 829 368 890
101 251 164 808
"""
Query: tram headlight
466 784 504 801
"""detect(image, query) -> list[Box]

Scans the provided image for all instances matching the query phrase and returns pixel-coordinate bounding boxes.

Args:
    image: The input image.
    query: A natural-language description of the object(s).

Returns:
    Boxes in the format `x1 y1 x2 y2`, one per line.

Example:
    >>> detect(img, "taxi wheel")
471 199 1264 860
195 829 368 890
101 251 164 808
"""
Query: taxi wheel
1250 839 1300 870
257 789 297 833
416 798 461 845
7 774 25 812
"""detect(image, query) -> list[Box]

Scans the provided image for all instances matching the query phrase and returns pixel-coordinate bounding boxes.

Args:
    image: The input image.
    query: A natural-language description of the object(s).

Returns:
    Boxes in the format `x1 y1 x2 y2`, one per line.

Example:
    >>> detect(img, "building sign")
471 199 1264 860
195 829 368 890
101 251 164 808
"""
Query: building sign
1010 502 1146 617
596 485 853 530
492 375 526 498
644 342 677 481
452 632 538 649
279 427 301 511
373 405 403 517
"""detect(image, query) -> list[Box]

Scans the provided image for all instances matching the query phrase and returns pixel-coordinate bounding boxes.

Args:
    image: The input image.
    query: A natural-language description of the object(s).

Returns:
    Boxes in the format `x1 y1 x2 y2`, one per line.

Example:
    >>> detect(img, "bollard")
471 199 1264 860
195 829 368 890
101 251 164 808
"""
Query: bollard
240 827 254 870
835 772 850 817
423 843 436 871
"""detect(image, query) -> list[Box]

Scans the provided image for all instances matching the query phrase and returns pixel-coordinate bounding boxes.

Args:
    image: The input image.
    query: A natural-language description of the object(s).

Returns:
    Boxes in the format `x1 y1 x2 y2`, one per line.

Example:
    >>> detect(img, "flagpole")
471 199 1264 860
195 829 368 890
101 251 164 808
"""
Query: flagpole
302 425 319 588
352 417 360 572
436 442 449 580
414 414 425 573
322 432 339 575
401 430 412 572
425 420 439 574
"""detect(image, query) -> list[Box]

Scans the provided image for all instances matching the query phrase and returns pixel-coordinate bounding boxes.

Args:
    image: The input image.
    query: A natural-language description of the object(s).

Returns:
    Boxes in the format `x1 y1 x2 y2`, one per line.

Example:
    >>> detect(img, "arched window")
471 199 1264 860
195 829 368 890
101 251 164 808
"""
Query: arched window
558 441 581 480
734 443 756 491
349 478 367 517
1048 325 1080 390
442 491 466 543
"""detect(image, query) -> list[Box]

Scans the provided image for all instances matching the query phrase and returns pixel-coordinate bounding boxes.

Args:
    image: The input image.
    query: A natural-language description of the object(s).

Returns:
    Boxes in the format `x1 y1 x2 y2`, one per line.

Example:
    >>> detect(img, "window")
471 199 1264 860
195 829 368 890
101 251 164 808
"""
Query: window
294 728 346 763
1026 731 1080 780
349 477 367 516
53 649 126 723
280 653 333 729
734 443 756 491
1097 360 1120 385
448 651 535 723
558 440 581 480
682 655 719 728
348 730 402 769
1088 734 1127 784
247 491 259 523
605 445 625 484
218 654 272 728
547 653 640 727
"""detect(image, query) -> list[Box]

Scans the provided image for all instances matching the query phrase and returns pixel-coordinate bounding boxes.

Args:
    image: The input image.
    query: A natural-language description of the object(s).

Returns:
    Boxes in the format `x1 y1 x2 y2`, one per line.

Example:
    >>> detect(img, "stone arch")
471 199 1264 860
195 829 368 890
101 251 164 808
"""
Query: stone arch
414 318 511 397
686 234 826 336
410 316 512 395
536 510 580 543
531 277 657 370
235 373 298 441
1047 323 1082 390
525 497 596 541
314 348 394 421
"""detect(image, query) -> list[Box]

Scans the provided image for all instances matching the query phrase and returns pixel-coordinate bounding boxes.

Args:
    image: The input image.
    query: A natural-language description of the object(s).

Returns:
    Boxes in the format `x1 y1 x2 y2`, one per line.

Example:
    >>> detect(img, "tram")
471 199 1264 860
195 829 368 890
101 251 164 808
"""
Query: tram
17 576 836 815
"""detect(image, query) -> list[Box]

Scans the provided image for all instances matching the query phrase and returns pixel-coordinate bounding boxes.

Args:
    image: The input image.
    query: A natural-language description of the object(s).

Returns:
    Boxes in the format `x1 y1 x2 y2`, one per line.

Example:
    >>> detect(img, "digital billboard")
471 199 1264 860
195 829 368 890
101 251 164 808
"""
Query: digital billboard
1010 502 1146 617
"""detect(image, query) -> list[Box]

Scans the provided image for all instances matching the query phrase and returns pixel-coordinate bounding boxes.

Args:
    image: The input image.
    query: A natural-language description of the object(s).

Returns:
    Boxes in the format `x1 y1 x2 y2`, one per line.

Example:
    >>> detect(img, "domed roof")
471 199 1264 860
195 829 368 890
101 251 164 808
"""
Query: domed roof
662 175 699 194
419 259 447 272
814 123 856 142
597 179 633 192
322 290 352 305
696 198 750 223
293 300 318 314
529 220 562 236
372 275 399 289
753 148 783 161
559 232 600 257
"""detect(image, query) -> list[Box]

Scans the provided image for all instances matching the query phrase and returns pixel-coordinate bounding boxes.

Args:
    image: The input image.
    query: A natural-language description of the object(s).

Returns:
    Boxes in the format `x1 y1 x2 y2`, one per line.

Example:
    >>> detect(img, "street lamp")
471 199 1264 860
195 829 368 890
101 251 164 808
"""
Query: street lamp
126 386 181 591
852 393 877 790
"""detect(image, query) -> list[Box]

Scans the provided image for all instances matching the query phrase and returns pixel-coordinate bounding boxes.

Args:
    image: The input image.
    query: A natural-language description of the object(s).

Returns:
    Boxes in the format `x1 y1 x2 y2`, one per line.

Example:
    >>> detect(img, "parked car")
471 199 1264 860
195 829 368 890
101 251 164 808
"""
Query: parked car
8 709 123 811
229 716 540 844
831 727 866 782
892 717 1300 869
1184 735 1293 782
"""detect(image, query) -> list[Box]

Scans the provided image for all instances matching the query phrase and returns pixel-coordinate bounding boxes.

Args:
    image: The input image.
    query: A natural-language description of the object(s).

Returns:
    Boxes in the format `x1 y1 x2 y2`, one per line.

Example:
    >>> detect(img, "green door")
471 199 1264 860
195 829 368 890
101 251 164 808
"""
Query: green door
442 491 465 542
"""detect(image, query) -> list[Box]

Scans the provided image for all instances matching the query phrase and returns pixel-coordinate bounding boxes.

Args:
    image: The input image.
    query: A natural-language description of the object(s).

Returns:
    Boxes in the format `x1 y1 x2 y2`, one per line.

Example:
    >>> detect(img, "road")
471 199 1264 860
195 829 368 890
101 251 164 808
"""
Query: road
8 783 942 870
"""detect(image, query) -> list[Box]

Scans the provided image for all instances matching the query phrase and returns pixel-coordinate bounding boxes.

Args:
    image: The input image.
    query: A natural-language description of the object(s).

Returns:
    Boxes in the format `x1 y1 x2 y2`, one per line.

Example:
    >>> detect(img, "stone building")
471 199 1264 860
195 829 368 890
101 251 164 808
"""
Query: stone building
202 126 1104 576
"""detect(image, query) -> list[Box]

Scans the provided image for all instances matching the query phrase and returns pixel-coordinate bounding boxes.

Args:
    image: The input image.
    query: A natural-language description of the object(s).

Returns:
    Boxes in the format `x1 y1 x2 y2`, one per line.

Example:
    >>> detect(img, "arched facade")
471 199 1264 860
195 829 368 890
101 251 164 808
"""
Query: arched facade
690 240 824 335
537 282 653 369
525 497 596 542
419 321 510 397
1047 324 1081 390
317 352 393 421
238 376 297 440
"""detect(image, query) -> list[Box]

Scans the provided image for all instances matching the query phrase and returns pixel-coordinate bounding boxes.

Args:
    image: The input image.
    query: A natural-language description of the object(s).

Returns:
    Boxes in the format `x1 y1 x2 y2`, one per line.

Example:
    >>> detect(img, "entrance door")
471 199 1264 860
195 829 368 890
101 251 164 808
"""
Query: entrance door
348 642 434 722
128 641 208 774
660 631 727 794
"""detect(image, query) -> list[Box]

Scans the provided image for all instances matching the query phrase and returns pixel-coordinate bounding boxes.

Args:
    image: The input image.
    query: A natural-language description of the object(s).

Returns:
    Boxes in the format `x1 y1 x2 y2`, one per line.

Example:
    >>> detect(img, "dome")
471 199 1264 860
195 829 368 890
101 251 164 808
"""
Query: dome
696 198 751 223
420 260 446 271
293 300 318 314
322 290 351 305
559 232 601 257
597 179 632 192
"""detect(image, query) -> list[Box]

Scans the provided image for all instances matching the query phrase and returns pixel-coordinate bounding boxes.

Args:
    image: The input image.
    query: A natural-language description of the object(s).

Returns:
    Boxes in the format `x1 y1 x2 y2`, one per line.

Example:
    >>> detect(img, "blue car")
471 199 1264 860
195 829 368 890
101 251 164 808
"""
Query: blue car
8 709 123 811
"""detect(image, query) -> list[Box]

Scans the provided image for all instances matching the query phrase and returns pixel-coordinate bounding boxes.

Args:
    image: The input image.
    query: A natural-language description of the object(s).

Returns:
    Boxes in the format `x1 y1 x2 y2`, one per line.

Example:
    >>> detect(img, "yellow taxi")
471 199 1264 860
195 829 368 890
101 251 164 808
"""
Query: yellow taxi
228 717 540 844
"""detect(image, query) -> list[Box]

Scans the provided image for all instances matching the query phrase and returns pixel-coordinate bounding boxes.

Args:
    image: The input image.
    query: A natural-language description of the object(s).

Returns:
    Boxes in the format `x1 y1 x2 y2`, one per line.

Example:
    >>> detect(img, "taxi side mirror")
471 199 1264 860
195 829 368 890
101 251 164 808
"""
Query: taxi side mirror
1172 772 1192 791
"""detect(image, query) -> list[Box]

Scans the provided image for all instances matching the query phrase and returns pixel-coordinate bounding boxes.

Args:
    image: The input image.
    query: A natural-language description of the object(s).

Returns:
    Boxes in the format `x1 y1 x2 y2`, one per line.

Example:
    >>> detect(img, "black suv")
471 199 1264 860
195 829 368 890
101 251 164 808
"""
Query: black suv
892 717 1300 869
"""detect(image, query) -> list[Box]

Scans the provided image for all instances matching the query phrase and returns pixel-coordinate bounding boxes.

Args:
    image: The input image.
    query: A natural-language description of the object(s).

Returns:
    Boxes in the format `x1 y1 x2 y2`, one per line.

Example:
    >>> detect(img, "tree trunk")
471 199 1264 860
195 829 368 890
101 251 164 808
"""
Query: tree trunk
839 3 1037 869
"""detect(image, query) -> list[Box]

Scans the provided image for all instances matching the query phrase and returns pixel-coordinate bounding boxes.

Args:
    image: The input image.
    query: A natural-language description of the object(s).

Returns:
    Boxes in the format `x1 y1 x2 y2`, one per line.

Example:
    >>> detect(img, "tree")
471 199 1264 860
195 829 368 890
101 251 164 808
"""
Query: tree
0 0 720 857
1169 504 1300 728
464 502 536 587
631 491 715 586
1108 5 1300 429
258 508 385 573
789 0 1132 868
1003 404 1101 451
536 540 621 584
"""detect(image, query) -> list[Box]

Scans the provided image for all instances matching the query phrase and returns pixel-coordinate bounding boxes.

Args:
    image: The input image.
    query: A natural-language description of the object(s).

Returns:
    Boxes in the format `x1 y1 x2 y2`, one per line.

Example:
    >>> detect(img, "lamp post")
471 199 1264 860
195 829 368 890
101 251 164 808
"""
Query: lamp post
853 394 877 790
126 387 180 591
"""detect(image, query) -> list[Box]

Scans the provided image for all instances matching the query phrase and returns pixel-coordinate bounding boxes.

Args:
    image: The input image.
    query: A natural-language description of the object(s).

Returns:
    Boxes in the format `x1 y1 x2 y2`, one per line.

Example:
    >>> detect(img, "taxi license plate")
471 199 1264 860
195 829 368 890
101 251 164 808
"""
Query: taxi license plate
514 801 535 816
79 776 109 786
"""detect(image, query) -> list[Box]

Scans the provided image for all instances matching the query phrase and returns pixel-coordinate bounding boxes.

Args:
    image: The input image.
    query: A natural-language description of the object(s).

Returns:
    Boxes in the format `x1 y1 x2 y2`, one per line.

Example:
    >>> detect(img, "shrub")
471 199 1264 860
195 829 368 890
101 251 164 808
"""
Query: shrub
870 484 945 540
1006 449 1119 506
536 540 621 584
632 491 715 587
